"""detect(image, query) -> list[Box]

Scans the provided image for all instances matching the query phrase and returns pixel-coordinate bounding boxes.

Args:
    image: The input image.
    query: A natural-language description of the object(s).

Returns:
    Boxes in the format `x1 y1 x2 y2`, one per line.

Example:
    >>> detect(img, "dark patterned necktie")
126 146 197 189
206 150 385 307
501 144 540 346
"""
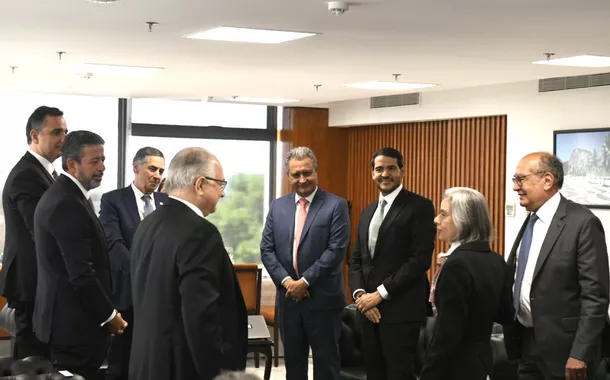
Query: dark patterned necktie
513 213 539 318
52 170 58 180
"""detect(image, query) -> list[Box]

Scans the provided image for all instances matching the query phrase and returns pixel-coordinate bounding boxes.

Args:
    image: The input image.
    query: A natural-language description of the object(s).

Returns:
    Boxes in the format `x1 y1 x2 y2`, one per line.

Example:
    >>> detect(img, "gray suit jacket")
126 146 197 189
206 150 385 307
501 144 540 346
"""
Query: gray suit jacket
503 195 609 376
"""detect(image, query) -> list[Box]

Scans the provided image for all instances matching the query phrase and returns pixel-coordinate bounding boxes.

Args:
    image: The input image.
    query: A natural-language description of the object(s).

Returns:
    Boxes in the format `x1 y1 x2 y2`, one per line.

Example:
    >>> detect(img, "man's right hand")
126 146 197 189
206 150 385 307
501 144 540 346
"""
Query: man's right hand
363 307 381 324
107 312 128 336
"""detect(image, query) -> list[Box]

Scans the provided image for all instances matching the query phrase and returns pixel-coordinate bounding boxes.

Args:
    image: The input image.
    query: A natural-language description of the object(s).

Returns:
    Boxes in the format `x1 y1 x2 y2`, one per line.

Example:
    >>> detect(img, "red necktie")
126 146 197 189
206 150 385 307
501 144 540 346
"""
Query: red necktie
294 198 309 275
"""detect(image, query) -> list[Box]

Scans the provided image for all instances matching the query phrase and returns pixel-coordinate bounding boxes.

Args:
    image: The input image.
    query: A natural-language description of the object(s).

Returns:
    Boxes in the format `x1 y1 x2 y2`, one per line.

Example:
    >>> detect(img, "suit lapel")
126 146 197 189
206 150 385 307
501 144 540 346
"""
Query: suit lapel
532 197 567 280
299 190 325 245
24 152 54 185
154 193 165 208
125 186 141 226
373 189 407 258
361 205 375 258
508 216 530 271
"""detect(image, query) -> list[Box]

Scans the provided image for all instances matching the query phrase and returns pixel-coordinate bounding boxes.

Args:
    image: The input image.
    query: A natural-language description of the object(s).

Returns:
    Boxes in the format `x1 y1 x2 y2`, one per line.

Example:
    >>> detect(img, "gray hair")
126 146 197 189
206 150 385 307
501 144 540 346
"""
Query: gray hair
443 187 493 243
284 146 318 174
164 147 215 193
133 146 164 165
213 371 261 380
536 152 564 189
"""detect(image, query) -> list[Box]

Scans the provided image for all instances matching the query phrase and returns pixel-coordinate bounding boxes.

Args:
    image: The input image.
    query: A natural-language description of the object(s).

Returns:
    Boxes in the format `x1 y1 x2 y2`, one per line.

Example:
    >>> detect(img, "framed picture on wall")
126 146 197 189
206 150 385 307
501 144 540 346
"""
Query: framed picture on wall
554 128 610 209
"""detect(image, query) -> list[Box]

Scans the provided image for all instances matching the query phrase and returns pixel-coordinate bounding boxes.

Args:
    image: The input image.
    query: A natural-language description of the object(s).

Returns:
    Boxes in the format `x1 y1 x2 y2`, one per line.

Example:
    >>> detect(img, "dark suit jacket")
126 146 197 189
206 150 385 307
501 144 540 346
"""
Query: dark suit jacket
260 188 350 311
0 152 54 303
99 186 168 310
348 188 436 323
503 195 609 376
420 241 510 380
33 174 114 346
129 199 247 380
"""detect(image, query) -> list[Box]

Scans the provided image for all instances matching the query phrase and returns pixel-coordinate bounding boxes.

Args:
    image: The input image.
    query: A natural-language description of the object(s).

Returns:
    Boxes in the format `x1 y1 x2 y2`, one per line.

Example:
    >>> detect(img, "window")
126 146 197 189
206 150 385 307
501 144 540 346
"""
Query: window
0 92 118 256
131 99 268 129
126 136 270 264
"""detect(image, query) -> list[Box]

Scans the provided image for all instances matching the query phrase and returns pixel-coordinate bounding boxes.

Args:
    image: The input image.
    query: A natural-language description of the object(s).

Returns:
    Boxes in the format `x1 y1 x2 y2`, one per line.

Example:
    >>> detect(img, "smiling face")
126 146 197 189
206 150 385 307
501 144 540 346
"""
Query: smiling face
134 155 165 194
30 115 68 162
513 154 556 212
288 157 318 198
372 155 404 195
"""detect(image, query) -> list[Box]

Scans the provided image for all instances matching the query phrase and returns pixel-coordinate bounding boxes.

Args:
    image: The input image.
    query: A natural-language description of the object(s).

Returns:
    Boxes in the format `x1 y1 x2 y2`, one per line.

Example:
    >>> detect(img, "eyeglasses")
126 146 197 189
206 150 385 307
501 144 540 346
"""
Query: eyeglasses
205 176 227 191
511 171 545 187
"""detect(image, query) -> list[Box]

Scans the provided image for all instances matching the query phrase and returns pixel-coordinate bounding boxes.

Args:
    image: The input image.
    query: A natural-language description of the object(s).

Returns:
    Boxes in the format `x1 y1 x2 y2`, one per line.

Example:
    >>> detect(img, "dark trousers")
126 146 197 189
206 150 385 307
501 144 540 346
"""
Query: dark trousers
106 308 133 380
360 317 421 380
518 327 598 380
11 300 48 359
50 336 109 380
279 301 342 380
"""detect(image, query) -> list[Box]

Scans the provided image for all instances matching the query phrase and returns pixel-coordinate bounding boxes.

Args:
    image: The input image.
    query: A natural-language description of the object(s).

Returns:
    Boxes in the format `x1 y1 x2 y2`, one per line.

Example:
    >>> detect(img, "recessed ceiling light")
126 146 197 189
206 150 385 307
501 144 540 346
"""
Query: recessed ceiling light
71 63 164 75
533 55 610 68
344 81 437 91
232 97 299 104
186 27 317 44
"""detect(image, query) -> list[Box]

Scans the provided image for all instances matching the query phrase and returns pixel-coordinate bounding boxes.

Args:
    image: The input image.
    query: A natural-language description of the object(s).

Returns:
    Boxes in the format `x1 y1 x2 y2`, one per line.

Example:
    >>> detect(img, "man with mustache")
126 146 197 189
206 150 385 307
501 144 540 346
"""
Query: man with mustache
0 106 67 359
261 146 350 380
34 131 127 380
349 147 436 380
99 147 167 380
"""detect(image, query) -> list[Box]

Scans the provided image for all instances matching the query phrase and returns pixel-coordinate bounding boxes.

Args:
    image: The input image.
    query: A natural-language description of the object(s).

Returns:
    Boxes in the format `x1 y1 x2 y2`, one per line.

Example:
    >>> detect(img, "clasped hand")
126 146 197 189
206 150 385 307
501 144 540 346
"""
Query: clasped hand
355 291 383 324
284 278 310 302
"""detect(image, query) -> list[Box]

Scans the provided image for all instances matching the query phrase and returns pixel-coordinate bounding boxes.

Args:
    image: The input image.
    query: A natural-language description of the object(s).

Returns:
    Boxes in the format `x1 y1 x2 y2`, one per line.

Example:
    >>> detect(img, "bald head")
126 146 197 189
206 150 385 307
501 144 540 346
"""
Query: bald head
513 151 563 211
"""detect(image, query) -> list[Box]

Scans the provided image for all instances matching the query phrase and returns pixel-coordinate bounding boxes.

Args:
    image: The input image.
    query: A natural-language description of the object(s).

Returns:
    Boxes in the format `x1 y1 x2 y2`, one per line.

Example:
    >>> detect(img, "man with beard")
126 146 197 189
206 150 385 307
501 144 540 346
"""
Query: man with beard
261 146 350 380
99 147 168 380
0 106 67 359
348 147 436 380
34 131 128 379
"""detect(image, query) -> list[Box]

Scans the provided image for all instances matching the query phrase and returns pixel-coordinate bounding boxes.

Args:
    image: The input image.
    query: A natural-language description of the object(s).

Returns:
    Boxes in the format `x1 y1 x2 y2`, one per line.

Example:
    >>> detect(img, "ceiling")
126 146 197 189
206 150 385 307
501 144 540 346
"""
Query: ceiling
1 0 609 106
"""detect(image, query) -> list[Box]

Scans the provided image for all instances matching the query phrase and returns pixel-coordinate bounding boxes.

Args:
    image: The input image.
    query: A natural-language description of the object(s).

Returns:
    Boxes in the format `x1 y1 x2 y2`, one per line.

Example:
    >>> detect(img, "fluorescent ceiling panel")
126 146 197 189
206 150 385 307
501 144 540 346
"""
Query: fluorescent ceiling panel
344 81 437 91
533 55 610 68
233 97 299 104
186 27 317 44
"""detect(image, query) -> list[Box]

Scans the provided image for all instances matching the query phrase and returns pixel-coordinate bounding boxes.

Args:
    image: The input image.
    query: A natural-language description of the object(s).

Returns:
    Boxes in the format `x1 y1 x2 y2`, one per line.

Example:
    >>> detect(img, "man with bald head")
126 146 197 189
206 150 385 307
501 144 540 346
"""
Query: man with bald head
503 152 609 380
129 148 247 380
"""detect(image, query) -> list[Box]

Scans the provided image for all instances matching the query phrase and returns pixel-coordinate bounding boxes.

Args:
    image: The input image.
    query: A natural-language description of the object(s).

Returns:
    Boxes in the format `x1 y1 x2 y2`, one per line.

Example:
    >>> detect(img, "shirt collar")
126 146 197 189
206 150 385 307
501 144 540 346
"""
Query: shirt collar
63 172 89 200
169 196 204 219
131 182 153 201
295 187 318 204
27 149 55 176
532 191 561 224
379 184 403 208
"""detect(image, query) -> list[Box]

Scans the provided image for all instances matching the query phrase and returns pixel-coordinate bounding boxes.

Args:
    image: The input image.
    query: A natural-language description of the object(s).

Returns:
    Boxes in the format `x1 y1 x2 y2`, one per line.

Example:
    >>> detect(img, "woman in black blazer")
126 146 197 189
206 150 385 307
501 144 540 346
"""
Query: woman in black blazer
420 187 511 380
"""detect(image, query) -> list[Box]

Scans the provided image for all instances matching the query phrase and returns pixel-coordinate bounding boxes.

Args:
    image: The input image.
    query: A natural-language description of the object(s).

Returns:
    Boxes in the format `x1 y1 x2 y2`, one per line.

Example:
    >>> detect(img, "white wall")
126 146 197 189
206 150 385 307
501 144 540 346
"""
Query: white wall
327 81 610 254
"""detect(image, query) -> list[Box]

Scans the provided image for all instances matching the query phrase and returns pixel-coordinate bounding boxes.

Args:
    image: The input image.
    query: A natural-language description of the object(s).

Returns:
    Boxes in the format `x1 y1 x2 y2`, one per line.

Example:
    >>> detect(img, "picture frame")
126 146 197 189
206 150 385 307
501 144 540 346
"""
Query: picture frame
553 128 610 209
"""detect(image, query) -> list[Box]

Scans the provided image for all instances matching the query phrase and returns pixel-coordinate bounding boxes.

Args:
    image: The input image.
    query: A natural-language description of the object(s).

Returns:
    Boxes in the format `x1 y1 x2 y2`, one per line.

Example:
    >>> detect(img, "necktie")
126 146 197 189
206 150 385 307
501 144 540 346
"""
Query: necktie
142 195 154 218
51 170 58 180
369 199 387 258
294 198 309 275
513 213 539 318
87 198 96 212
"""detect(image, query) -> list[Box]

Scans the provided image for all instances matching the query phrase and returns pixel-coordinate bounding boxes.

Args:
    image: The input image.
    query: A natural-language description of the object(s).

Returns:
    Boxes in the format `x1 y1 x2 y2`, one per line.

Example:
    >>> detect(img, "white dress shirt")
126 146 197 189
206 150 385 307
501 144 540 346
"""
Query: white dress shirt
353 184 404 300
515 191 561 327
131 182 157 220
281 187 318 286
63 172 117 326
28 149 55 177
169 196 204 219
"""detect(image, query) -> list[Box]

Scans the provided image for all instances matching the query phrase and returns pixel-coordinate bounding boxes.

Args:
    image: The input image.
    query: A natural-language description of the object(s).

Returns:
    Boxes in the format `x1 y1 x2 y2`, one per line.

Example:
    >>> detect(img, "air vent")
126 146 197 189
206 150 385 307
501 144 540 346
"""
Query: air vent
370 93 420 109
538 72 610 92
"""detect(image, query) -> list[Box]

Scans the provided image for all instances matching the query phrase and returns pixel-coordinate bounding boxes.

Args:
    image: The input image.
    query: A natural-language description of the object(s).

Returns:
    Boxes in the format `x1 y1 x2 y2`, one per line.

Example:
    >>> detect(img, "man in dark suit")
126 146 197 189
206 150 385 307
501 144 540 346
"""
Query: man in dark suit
504 152 609 380
99 146 167 380
129 147 247 380
348 147 436 380
261 146 350 380
34 131 128 380
0 106 67 359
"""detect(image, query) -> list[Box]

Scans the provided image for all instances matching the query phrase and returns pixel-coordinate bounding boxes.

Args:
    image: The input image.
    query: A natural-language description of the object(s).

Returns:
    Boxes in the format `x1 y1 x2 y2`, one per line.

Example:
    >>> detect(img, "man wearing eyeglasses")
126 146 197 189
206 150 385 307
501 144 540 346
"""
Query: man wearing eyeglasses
99 147 167 380
503 152 609 380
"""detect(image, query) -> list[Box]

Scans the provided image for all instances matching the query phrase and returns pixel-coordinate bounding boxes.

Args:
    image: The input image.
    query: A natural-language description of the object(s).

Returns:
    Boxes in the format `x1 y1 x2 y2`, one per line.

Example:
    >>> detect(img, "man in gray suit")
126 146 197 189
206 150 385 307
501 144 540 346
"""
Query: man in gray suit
261 146 350 380
503 152 609 380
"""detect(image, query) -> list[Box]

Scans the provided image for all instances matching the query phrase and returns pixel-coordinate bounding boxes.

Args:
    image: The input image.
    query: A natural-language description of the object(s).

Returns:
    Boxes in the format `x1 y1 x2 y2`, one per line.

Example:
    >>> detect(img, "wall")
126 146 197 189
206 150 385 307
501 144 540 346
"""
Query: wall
327 81 610 254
